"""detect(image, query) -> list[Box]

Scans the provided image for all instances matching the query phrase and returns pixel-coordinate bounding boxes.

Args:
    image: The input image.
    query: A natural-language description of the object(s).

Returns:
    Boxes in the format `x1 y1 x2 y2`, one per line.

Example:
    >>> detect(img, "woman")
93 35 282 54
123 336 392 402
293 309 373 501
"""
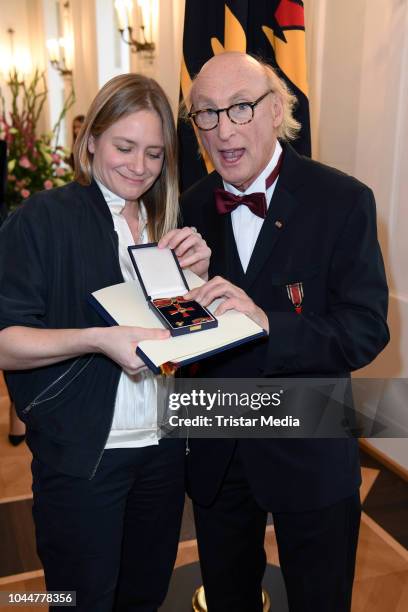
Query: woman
0 74 210 611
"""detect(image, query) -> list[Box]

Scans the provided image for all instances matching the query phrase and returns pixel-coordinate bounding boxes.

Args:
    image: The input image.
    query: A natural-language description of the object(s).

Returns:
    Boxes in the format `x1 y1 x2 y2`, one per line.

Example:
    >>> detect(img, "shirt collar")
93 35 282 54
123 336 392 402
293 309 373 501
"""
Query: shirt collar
96 179 126 215
223 140 283 196
96 179 147 225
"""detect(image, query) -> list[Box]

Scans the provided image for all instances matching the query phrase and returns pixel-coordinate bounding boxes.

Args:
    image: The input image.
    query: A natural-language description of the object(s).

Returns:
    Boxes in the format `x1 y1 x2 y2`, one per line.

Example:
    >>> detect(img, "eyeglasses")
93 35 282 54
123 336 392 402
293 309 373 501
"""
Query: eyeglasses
188 90 273 131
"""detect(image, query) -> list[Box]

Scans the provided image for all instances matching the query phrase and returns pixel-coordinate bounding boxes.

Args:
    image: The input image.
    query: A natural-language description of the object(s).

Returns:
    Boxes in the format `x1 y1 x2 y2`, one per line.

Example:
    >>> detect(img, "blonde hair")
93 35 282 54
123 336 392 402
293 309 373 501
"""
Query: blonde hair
74 73 179 240
182 53 301 142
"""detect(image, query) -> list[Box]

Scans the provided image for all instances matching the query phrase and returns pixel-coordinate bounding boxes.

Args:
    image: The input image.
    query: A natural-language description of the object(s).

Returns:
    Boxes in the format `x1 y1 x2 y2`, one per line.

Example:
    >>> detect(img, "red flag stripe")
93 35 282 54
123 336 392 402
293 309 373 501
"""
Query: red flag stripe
275 0 305 29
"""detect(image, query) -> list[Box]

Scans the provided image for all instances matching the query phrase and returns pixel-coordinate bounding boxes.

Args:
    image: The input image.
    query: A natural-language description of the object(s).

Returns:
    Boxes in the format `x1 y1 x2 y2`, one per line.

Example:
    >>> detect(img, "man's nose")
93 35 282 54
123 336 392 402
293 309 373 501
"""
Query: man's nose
217 110 235 140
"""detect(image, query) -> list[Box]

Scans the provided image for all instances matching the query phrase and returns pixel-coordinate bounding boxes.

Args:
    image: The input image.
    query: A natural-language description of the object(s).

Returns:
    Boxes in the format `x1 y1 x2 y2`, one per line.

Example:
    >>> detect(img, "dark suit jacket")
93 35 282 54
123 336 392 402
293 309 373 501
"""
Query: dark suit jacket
180 142 389 512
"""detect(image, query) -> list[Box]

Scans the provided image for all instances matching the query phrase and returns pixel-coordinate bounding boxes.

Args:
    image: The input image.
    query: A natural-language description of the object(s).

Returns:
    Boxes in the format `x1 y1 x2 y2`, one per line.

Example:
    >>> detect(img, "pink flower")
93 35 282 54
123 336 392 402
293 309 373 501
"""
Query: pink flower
55 167 66 177
19 156 31 169
8 175 16 182
51 153 61 164
44 180 53 190
21 189 30 199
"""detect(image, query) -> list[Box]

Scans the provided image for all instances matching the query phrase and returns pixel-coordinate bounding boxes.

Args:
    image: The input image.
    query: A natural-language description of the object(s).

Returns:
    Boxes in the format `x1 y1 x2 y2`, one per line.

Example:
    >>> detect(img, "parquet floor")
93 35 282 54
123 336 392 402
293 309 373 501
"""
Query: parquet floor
0 372 407 611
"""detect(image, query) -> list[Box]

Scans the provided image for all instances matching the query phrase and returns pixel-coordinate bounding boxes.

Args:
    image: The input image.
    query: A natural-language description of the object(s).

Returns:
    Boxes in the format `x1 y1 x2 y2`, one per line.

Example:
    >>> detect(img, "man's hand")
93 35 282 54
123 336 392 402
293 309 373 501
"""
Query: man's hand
158 227 211 280
184 276 269 332
92 326 170 376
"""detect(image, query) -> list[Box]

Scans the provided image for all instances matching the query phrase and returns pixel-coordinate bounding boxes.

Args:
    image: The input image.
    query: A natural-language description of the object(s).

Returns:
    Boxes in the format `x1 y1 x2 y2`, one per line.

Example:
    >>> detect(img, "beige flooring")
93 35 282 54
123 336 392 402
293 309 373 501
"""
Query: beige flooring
0 374 32 503
0 373 407 611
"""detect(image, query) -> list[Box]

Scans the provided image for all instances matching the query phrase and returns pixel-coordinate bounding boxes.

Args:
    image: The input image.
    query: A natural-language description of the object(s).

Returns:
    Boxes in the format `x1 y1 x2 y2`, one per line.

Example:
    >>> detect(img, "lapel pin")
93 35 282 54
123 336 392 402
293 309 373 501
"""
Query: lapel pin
275 220 283 229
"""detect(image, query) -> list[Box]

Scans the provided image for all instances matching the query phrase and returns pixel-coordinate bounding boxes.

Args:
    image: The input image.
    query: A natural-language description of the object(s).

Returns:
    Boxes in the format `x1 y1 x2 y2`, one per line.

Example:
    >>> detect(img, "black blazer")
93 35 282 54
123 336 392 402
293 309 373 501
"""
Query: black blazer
180 143 389 512
0 181 123 479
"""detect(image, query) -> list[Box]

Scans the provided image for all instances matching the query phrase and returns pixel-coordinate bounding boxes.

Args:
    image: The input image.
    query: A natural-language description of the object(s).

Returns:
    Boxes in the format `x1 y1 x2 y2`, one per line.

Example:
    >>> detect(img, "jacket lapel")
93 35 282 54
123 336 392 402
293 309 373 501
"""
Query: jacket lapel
207 177 245 284
224 214 246 285
242 186 299 292
241 144 304 292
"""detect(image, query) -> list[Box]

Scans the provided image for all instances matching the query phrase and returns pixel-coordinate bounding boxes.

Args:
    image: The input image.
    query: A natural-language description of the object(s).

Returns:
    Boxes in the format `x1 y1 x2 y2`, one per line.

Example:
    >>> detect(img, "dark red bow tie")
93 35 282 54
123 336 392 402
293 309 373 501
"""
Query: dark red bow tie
214 151 283 219
214 190 267 218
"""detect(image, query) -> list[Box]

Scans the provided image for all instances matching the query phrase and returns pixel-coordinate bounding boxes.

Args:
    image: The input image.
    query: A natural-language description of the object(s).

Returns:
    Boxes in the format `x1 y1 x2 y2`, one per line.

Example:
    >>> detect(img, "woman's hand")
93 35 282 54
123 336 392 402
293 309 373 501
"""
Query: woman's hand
0 325 170 373
159 227 211 280
91 326 170 376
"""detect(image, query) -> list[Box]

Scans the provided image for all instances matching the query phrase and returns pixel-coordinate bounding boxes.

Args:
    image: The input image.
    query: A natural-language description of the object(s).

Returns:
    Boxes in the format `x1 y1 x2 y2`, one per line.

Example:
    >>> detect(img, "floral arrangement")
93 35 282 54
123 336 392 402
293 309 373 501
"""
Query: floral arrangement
0 68 75 209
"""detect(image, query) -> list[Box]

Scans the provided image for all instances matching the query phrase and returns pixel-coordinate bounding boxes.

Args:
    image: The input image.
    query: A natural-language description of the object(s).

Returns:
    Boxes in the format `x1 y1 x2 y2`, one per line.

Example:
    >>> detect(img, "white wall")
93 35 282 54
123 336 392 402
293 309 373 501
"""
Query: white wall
70 0 99 120
305 0 408 469
154 0 185 115
42 0 69 145
129 0 185 116
95 0 130 88
0 0 48 134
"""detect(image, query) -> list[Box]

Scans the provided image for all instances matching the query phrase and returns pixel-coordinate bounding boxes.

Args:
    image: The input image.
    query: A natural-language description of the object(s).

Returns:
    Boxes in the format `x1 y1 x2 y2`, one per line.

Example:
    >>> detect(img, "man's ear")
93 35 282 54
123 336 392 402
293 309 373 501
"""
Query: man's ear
272 95 284 129
88 134 95 154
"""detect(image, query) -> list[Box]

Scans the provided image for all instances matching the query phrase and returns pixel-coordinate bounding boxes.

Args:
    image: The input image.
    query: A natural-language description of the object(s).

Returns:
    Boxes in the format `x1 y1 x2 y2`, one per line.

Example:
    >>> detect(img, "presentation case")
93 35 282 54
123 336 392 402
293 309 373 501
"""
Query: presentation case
127 243 218 336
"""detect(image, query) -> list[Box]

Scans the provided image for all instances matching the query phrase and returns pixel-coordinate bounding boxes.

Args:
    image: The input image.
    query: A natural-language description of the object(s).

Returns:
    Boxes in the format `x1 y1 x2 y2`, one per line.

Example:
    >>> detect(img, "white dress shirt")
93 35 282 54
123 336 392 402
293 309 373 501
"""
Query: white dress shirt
96 180 162 449
224 140 283 272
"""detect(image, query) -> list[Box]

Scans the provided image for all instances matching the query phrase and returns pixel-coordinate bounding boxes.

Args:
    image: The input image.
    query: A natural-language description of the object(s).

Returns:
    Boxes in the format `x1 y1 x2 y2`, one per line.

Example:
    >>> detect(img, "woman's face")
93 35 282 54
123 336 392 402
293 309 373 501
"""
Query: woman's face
88 109 165 202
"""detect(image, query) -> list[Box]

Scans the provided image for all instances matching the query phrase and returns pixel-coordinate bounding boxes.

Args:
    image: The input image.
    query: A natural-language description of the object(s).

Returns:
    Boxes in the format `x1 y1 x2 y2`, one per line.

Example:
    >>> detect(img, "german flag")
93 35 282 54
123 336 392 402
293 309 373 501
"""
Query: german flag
178 0 311 191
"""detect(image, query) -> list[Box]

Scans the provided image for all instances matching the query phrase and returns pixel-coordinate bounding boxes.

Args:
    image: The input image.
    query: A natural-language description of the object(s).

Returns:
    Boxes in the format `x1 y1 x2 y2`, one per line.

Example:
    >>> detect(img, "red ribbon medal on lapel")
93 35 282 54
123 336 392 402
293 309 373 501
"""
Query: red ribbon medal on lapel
286 283 304 314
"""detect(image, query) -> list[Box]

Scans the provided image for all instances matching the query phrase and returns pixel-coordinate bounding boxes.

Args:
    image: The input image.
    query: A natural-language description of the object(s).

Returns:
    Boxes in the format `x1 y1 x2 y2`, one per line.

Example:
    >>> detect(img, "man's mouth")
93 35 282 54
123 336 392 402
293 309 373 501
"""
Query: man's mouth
219 148 245 163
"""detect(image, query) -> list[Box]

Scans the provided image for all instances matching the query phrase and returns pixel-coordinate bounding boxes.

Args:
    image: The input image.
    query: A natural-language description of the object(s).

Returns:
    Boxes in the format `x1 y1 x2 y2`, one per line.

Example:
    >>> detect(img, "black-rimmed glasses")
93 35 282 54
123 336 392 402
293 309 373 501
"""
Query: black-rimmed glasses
188 90 273 131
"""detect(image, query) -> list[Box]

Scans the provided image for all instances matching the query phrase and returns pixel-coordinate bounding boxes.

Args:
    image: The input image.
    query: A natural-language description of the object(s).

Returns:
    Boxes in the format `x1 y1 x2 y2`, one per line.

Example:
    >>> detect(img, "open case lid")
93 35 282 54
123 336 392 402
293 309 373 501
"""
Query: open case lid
128 243 189 300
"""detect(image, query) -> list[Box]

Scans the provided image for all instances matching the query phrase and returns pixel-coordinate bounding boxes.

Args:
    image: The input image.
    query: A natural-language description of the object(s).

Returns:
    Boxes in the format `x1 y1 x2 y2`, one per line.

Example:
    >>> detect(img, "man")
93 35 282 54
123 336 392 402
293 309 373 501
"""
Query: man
180 52 389 612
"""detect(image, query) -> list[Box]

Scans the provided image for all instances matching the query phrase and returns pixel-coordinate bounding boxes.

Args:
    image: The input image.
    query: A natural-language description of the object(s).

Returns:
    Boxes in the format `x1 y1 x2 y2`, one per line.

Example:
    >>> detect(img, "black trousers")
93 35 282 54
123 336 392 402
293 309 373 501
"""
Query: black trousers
32 439 185 612
193 444 361 612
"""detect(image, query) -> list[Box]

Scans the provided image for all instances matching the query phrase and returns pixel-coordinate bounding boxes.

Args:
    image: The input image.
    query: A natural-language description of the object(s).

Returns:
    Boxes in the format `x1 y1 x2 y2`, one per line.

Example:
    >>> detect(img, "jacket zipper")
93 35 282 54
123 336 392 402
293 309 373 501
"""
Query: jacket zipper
22 355 95 415
88 368 121 479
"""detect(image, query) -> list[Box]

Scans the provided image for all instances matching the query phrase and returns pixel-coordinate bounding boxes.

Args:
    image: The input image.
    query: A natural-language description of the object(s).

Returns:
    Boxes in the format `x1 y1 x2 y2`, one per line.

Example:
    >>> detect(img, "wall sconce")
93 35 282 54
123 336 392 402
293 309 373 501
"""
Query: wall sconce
114 0 155 57
1 28 32 84
46 37 73 77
